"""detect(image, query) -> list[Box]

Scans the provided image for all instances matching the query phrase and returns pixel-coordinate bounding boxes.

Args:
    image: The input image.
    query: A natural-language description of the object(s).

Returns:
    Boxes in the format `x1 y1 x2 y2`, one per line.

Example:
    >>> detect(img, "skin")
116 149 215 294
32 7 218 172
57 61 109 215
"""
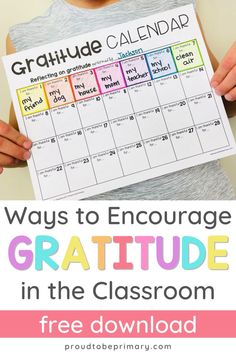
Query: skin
1 0 236 175
66 0 119 8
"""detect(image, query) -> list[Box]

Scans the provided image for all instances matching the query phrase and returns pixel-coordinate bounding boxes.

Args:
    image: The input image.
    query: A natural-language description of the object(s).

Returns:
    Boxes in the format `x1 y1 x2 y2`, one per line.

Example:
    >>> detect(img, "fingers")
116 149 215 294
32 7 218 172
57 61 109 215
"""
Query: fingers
225 87 236 102
214 65 236 97
0 120 32 169
0 154 24 175
211 42 236 88
0 120 32 149
211 42 236 102
0 152 21 166
0 137 31 161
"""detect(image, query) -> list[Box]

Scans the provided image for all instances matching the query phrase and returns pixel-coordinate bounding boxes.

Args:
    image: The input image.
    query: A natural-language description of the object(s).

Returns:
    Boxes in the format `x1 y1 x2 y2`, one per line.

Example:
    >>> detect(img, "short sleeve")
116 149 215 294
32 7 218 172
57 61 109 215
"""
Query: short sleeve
176 0 196 8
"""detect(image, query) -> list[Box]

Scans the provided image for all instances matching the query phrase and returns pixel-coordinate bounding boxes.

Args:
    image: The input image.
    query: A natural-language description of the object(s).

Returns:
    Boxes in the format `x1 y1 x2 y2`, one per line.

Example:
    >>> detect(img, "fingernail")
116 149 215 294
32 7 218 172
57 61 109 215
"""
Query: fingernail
23 151 31 160
211 81 219 88
225 94 234 101
215 89 222 96
23 140 32 149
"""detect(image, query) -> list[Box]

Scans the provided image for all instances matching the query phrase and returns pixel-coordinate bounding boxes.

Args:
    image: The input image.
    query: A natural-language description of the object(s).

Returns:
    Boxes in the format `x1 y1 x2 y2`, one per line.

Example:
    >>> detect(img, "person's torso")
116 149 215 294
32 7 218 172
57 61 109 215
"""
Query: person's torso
10 0 195 51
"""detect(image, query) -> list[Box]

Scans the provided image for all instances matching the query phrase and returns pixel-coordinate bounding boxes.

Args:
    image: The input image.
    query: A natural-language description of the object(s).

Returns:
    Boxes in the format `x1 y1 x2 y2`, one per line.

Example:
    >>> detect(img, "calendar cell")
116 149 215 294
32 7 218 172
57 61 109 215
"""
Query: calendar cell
58 130 89 162
103 89 133 119
32 137 62 171
188 93 219 125
118 142 149 175
128 81 159 112
171 39 203 72
70 70 100 101
170 128 202 159
51 103 81 135
65 158 96 191
162 101 193 132
95 62 126 94
154 75 185 105
196 120 229 152
38 165 69 199
110 115 141 146
17 84 48 116
24 111 55 141
92 150 123 183
121 55 151 86
180 67 211 97
146 47 177 79
144 135 176 167
44 77 75 108
77 96 108 126
136 108 167 139
84 123 115 155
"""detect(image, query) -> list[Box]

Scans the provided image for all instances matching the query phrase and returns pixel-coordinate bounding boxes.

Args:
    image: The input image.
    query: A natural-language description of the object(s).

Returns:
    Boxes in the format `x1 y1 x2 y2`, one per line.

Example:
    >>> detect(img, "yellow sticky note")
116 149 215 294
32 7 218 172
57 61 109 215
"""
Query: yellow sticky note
17 84 49 116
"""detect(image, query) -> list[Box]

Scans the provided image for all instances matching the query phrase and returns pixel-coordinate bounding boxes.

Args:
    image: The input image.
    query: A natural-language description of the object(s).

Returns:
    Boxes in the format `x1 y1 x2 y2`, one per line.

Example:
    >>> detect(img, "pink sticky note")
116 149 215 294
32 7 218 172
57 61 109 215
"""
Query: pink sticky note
121 55 151 86
44 77 75 108
95 62 126 94
71 70 100 101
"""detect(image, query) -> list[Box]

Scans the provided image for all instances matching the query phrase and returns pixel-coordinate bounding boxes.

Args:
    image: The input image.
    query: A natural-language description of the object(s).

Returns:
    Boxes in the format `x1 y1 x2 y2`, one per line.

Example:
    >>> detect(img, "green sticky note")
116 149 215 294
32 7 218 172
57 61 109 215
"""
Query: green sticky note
171 39 204 72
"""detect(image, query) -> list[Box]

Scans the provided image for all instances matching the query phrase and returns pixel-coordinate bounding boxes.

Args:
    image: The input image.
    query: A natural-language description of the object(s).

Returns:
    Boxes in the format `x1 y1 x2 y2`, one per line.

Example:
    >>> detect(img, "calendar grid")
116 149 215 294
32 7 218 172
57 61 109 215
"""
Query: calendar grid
27 86 225 143
37 147 207 175
98 93 126 177
32 117 228 162
74 101 98 185
20 103 44 200
202 63 231 147
42 82 72 193
48 109 72 192
151 78 178 162
177 68 204 154
42 150 208 201
125 86 152 169
36 141 234 201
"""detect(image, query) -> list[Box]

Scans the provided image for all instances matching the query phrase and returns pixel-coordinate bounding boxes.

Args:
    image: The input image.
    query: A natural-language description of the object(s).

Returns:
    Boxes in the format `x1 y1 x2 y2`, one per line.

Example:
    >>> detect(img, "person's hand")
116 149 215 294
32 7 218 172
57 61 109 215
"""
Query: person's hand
0 120 32 174
211 42 236 102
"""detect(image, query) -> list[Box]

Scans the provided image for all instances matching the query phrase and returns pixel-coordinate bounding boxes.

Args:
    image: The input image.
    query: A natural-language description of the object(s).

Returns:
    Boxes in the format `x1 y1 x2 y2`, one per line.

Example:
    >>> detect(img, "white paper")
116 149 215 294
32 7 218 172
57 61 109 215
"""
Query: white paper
2 5 236 200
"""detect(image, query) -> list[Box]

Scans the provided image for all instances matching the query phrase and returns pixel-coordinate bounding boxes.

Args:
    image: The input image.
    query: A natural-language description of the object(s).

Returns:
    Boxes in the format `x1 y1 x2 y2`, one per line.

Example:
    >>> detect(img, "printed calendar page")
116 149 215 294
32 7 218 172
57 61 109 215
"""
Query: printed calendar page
3 5 236 200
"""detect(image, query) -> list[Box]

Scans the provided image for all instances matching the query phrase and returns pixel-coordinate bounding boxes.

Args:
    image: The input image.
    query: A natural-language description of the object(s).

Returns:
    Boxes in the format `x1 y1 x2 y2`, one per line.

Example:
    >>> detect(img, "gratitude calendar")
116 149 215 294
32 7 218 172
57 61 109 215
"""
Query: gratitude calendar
3 5 236 200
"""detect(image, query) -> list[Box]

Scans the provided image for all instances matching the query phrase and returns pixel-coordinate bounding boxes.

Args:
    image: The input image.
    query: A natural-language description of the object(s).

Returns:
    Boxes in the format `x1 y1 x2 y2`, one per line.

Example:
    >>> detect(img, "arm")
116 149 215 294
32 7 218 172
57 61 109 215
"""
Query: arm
0 35 32 174
197 14 236 118
211 41 236 118
6 35 19 129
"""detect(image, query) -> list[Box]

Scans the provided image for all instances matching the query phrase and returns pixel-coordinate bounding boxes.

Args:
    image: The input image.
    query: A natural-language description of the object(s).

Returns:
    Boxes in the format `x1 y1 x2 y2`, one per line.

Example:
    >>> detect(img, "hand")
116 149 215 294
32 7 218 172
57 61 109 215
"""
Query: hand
0 120 32 174
211 42 236 102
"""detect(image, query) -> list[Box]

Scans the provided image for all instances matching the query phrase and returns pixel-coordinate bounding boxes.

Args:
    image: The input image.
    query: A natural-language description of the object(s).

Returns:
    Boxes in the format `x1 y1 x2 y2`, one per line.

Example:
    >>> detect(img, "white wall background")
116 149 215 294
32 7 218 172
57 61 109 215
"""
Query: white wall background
0 0 235 199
